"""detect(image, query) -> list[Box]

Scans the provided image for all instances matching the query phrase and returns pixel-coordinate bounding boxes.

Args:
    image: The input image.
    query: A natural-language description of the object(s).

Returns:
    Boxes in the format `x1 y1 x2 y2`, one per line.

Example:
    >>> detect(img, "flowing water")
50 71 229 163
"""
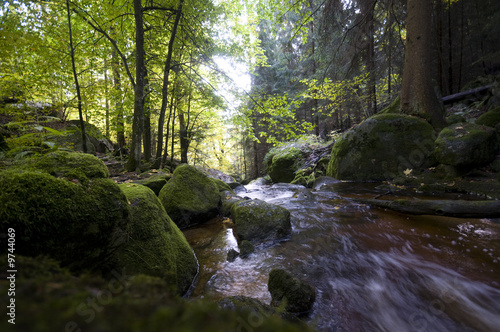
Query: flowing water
183 179 500 332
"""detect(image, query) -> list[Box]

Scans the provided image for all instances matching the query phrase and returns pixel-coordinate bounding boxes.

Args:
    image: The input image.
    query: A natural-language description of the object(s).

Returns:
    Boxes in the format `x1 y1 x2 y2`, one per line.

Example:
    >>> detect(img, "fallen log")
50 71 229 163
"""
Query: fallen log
354 197 500 218
442 84 494 105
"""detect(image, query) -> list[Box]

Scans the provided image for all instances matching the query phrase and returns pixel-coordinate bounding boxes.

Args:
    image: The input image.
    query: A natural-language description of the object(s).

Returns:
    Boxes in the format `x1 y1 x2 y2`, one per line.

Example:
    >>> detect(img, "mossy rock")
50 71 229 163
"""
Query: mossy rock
0 170 129 272
230 199 291 243
268 269 316 315
220 190 244 217
0 259 311 332
327 114 437 181
210 177 234 193
476 106 500 129
266 147 304 183
116 184 198 294
446 114 467 125
158 164 220 229
29 150 110 183
239 240 255 258
434 123 499 167
378 95 400 114
137 173 171 196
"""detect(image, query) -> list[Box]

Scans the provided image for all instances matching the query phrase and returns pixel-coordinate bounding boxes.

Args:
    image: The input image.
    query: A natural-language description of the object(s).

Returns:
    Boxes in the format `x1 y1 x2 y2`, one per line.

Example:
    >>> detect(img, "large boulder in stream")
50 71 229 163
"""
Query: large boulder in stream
116 184 198 294
0 170 129 273
265 147 303 183
268 269 316 315
434 123 499 168
327 114 437 181
230 199 291 243
159 164 220 229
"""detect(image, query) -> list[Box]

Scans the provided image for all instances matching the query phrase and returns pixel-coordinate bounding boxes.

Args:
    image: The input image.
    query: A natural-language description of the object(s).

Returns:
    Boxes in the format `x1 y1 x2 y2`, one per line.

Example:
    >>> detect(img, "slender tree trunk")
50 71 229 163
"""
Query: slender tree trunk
104 59 110 138
127 0 146 172
436 0 444 93
66 0 87 153
170 103 176 167
154 0 183 168
400 0 446 129
365 0 376 115
143 68 151 162
112 48 125 149
161 91 175 169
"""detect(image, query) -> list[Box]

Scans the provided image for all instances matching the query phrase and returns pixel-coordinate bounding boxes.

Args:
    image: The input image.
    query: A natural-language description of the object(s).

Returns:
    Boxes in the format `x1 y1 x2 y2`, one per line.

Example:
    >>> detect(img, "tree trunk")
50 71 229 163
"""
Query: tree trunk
104 60 110 138
178 110 188 164
127 0 146 172
400 0 446 129
143 68 151 162
154 0 183 168
66 0 87 154
112 48 125 149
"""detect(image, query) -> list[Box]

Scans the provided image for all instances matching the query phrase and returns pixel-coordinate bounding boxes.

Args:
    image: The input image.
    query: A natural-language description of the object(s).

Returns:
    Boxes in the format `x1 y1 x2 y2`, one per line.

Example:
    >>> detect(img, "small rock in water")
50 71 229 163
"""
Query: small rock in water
227 248 239 262
239 240 255 258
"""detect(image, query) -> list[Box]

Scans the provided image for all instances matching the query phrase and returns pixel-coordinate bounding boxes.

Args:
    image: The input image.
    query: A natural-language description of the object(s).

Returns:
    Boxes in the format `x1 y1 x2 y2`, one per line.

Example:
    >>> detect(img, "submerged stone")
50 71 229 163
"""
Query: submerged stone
158 164 220 229
327 114 437 181
230 199 291 243
239 240 255 258
116 184 198 294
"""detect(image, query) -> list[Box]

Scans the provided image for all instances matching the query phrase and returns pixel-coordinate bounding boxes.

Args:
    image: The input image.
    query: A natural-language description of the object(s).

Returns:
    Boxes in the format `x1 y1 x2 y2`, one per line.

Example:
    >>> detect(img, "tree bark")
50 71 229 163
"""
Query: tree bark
127 0 146 172
154 0 183 168
354 198 500 218
66 0 87 154
111 48 125 149
400 0 446 129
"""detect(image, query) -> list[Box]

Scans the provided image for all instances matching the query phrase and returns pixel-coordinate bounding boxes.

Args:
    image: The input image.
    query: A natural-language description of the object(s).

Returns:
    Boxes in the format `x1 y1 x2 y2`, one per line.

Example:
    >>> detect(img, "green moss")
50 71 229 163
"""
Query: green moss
239 240 255 258
138 173 171 195
378 95 400 114
231 199 291 243
446 114 466 125
24 150 109 183
0 132 8 152
159 164 220 229
0 170 129 272
268 269 316 314
266 146 304 183
327 114 436 181
116 184 198 295
476 106 500 128
434 123 499 167
210 177 234 193
0 259 311 332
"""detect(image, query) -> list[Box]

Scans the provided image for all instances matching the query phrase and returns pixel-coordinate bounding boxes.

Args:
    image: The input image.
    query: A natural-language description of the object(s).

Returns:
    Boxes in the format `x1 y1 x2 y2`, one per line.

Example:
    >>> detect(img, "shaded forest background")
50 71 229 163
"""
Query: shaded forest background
1 0 499 179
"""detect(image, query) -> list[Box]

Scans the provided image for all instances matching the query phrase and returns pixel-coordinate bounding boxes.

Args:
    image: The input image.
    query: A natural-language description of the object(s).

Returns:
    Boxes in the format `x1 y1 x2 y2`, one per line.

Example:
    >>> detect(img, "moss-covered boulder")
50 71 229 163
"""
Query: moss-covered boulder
327 114 437 181
30 150 110 183
116 184 198 294
434 123 499 168
266 147 303 183
220 190 244 217
0 170 129 272
446 114 467 125
159 164 220 229
230 199 291 243
0 257 313 332
268 269 316 315
137 173 171 196
476 106 500 129
210 177 234 193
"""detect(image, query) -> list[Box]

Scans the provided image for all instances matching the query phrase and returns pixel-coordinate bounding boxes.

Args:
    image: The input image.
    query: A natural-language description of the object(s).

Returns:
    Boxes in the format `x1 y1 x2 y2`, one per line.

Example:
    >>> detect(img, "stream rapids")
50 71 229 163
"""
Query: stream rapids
183 180 500 332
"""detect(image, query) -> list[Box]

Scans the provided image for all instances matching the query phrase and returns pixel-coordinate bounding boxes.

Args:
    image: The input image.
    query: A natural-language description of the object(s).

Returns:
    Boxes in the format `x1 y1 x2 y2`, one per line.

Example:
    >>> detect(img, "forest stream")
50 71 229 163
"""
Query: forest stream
184 180 500 332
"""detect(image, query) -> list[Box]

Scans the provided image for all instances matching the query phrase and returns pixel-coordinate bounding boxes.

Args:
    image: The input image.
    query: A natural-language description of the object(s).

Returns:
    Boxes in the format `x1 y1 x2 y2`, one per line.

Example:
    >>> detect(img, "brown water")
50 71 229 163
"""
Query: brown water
183 180 500 332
